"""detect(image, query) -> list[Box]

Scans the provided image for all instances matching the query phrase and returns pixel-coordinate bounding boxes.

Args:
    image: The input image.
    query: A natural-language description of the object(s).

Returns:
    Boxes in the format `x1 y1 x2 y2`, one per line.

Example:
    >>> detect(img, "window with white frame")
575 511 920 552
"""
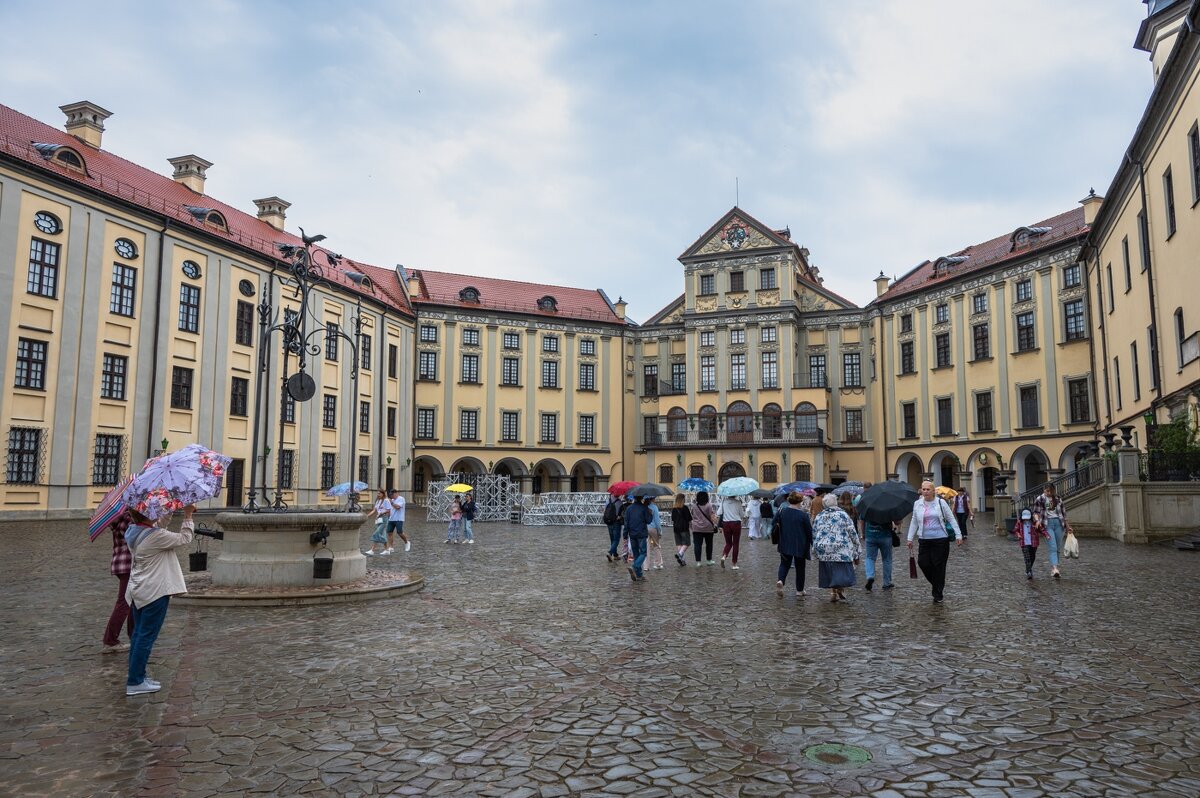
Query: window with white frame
580 338 596 356
542 335 559 353
502 357 520 386
761 351 778 389
730 328 745 345
759 268 776 290
418 351 437 380
416 408 436 439
540 413 558 443
700 356 716 391
461 353 480 383
699 330 715 347
503 331 521 349
501 411 520 442
761 326 776 343
462 327 480 346
579 362 596 391
459 409 479 440
419 324 438 342
541 359 559 388
730 353 746 390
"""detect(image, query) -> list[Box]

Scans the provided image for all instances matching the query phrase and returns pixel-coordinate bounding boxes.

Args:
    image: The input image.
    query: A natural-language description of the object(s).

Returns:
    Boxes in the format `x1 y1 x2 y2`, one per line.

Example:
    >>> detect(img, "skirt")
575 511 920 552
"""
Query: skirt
673 527 692 547
371 520 388 544
818 561 856 589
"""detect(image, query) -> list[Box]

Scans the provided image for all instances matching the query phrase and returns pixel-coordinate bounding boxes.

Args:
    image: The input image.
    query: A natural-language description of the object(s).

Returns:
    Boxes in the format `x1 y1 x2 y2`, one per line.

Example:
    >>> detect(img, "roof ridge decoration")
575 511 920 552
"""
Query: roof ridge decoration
679 206 796 260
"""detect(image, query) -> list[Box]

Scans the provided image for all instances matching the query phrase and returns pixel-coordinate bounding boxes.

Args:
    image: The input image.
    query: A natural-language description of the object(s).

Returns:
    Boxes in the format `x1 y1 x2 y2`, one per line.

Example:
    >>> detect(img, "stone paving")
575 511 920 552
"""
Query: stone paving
3 514 1200 796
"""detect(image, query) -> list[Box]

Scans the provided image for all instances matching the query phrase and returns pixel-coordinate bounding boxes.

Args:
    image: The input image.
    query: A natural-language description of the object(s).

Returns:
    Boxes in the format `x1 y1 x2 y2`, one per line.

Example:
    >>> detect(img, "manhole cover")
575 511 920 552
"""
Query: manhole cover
803 743 872 768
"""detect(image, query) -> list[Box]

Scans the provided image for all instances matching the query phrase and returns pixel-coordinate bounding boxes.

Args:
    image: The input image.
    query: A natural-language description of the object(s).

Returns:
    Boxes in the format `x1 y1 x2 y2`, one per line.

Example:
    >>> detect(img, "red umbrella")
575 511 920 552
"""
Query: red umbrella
88 475 133 541
608 481 640 497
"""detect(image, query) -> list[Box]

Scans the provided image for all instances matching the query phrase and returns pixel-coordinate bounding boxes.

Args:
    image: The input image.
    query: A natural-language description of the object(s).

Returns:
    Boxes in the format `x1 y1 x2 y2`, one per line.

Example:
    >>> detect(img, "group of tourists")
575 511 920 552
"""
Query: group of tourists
363 489 412 556
602 480 1074 603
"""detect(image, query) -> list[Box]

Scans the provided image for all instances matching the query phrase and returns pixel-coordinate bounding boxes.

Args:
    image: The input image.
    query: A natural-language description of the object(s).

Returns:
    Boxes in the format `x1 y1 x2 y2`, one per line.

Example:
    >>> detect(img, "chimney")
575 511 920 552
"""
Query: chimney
613 296 627 320
168 155 213 194
874 271 891 297
253 196 291 231
405 269 422 299
1079 188 1104 226
60 101 112 149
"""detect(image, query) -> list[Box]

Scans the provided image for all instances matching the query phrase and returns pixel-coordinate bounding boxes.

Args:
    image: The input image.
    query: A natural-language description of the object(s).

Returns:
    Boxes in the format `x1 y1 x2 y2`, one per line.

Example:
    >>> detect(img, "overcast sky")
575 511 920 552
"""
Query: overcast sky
1 0 1154 321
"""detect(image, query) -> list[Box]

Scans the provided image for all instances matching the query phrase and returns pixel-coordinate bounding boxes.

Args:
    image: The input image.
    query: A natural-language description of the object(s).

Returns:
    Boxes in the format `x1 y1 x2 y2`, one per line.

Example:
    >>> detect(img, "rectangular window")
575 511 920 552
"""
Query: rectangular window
579 414 596 444
229 377 249 417
110 264 136 317
900 341 915 374
459 409 479 441
503 331 521 349
976 392 994 432
322 395 337 428
1190 123 1200 202
178 284 201 333
282 391 295 424
1106 263 1115 312
670 363 686 391
936 397 953 436
501 411 520 442
14 338 48 390
387 344 398 378
730 353 746 390
935 303 949 324
320 453 336 491
1131 341 1141 401
27 238 60 298
1064 299 1086 341
902 402 917 438
542 335 559 353
699 274 715 295
1114 356 1123 410
235 301 255 346
1138 210 1151 271
170 366 193 409
540 413 558 443
360 400 370 433
101 353 127 400
1122 238 1131 291
759 268 777 290
462 327 480 346
761 326 777 343
93 434 123 486
279 449 294 489
935 333 951 368
1164 167 1177 237
461 353 480 383
580 338 596 356
643 364 659 396
502 357 521 386
325 322 339 361
972 294 987 314
973 323 990 360
6 427 41 484
809 355 827 387
900 313 913 333
418 351 438 381
579 362 596 391
700 355 716 391
761 351 778 389
541 359 559 388
386 406 397 437
1068 378 1091 423
359 455 371 486
1016 312 1036 352
845 409 863 442
1149 325 1160 390
1016 279 1032 303
419 324 438 342
360 333 372 371
416 408 436 439
843 353 862 387
1019 386 1040 428
1063 263 1081 288
729 271 744 292
729 328 745 345
699 330 715 347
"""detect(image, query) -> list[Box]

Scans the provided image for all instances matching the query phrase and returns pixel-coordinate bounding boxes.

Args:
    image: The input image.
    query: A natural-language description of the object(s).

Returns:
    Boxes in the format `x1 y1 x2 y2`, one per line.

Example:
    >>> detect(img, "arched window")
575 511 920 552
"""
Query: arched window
459 286 481 303
205 210 227 230
762 403 782 439
689 463 704 479
658 464 674 484
794 462 812 481
727 401 753 443
698 405 718 440
667 407 687 442
537 295 558 312
794 402 818 437
761 463 778 483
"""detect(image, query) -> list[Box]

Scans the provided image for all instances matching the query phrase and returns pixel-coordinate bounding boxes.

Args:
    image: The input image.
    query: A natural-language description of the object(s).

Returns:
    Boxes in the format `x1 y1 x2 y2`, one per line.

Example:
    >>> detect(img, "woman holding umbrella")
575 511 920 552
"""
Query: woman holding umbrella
906 481 963 603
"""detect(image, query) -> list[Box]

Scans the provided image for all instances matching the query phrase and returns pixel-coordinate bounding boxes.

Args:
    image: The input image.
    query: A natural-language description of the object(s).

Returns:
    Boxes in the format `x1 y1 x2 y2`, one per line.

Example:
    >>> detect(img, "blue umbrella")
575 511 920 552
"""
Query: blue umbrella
773 481 818 496
326 481 368 497
832 484 864 497
716 476 759 497
676 477 715 493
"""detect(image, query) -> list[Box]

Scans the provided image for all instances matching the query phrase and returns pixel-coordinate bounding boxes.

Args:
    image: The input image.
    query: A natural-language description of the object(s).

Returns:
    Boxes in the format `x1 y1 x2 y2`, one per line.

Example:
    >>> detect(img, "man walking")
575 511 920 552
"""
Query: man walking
623 496 651 581
461 492 477 544
386 489 411 554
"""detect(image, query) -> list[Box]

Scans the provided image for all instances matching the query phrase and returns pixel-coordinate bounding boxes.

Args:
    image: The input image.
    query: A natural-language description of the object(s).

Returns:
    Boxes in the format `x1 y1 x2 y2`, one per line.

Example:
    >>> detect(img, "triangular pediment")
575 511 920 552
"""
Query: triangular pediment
644 294 685 326
680 207 794 260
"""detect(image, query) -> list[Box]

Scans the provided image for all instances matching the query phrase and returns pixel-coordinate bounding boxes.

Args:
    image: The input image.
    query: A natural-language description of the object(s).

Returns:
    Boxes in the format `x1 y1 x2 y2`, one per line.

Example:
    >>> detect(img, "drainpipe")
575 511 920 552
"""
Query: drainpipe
145 221 169 459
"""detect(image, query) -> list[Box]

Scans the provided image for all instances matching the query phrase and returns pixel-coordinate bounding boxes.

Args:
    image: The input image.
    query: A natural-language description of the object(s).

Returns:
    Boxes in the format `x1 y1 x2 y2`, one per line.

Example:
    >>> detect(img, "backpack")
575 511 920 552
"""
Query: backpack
602 500 619 525
760 500 773 519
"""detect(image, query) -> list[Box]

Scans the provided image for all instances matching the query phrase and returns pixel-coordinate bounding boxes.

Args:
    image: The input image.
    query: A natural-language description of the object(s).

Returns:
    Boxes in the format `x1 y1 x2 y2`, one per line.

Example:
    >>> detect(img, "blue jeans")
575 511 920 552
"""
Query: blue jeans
463 519 474 541
864 537 893 586
127 595 170 686
630 536 648 576
607 523 622 556
1045 518 1064 567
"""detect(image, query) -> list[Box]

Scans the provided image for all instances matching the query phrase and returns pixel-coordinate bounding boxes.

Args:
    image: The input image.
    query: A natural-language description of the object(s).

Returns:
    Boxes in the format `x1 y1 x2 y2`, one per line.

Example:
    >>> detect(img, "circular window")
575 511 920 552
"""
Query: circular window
34 211 62 235
238 279 256 297
181 260 202 280
114 238 138 259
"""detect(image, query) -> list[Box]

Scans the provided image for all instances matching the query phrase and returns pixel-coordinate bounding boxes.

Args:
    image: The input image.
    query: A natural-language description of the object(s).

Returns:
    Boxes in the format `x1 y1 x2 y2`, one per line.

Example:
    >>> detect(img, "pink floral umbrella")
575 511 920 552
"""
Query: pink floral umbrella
122 444 231 520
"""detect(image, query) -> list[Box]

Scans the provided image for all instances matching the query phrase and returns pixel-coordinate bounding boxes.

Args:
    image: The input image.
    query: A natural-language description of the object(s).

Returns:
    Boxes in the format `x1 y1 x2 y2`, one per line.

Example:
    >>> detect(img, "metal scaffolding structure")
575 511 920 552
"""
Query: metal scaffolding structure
519 492 609 526
425 473 524 522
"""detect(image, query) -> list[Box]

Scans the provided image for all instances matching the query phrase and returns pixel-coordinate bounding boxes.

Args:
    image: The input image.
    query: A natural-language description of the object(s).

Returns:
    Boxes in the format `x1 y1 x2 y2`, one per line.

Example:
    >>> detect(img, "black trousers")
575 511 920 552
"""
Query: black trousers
693 532 714 562
917 538 951 600
778 554 806 591
955 512 969 538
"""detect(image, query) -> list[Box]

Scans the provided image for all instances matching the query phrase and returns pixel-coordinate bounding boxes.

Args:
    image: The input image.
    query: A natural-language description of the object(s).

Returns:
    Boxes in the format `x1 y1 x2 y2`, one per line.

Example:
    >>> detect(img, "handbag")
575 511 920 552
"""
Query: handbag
891 530 901 548
909 554 918 579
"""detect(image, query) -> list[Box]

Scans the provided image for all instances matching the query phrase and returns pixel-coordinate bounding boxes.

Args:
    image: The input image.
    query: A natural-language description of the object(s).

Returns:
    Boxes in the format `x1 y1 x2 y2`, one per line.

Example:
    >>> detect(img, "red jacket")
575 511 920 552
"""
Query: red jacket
1012 518 1048 547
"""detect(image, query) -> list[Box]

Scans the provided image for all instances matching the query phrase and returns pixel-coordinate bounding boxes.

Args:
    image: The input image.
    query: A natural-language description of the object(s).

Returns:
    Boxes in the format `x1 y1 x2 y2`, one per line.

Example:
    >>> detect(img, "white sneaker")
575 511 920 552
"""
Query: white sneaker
382 548 394 556
404 541 411 552
145 677 161 689
776 580 784 595
731 565 740 570
126 681 161 696
467 539 473 544
102 642 130 653
363 550 376 556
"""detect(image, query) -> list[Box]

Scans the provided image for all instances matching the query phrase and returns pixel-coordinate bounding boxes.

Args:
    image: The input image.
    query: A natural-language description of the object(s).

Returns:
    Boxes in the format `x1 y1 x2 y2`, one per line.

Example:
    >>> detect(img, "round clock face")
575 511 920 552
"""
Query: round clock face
238 279 256 297
34 212 61 235
181 260 202 280
114 238 137 259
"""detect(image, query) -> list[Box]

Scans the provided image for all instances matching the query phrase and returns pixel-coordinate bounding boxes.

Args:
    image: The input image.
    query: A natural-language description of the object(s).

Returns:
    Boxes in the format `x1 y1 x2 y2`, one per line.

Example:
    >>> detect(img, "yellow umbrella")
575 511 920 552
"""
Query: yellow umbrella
445 483 474 493
935 485 958 500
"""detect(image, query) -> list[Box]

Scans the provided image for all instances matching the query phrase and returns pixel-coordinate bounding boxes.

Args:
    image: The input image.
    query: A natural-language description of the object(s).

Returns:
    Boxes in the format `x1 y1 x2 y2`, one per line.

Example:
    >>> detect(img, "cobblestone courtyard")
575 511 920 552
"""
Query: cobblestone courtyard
4 514 1200 797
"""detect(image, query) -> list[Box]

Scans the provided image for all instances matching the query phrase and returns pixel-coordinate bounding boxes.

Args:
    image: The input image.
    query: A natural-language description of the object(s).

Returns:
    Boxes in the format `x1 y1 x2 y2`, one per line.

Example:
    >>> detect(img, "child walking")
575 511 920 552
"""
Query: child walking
646 498 665 570
446 498 464 543
1012 509 1048 579
671 494 692 566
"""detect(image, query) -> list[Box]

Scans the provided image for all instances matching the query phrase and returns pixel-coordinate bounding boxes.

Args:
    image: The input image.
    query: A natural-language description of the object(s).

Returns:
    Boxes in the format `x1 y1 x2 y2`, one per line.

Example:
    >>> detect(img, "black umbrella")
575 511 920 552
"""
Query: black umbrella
627 483 672 498
856 481 918 524
749 489 773 499
815 483 838 493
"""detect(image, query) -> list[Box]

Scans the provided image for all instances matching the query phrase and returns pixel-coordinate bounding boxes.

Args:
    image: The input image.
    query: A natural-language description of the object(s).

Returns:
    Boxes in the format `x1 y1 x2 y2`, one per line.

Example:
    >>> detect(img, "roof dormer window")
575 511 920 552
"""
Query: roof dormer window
32 142 87 174
537 295 558 312
931 255 969 277
1011 226 1052 249
459 286 481 303
184 205 228 231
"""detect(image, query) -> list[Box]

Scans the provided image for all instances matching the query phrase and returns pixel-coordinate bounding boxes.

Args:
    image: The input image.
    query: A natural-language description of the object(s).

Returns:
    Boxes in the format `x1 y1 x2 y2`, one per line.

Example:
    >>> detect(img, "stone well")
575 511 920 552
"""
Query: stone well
210 512 366 587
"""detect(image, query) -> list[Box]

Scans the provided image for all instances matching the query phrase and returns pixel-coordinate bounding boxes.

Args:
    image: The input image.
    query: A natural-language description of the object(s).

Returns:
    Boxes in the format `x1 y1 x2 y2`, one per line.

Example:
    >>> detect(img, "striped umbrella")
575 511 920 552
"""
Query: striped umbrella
88 475 133 541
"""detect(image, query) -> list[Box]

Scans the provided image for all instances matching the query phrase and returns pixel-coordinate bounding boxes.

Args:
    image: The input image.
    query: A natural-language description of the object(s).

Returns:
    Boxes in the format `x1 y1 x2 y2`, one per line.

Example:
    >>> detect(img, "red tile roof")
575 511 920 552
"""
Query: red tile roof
407 268 623 325
874 207 1088 304
0 103 412 316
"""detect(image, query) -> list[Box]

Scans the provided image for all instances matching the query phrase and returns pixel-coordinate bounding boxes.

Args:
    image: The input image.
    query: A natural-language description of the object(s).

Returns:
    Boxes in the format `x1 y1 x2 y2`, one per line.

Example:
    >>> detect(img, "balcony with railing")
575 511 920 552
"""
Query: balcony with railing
640 412 824 449
642 379 688 399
